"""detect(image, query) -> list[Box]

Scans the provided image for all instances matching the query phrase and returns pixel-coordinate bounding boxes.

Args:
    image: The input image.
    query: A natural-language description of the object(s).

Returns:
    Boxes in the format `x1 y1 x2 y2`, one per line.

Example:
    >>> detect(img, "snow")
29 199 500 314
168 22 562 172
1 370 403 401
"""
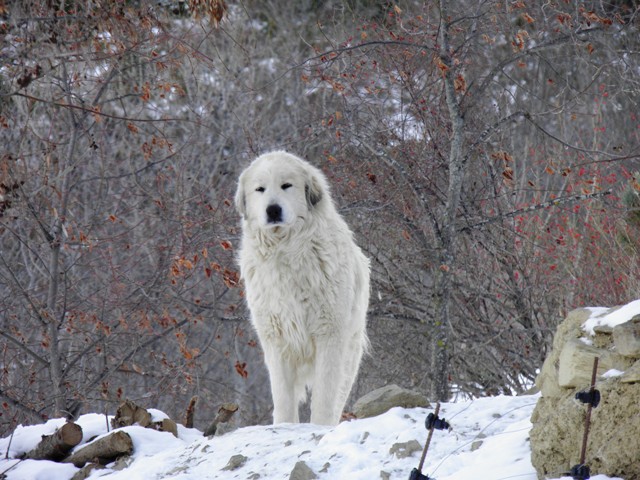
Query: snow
7 300 640 479
602 369 624 378
583 301 640 335
0 394 625 480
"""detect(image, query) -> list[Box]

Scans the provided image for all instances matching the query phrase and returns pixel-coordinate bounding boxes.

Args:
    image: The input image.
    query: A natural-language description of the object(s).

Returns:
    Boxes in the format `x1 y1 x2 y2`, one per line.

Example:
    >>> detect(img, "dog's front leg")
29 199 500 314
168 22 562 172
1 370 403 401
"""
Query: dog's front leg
309 337 346 426
263 346 299 424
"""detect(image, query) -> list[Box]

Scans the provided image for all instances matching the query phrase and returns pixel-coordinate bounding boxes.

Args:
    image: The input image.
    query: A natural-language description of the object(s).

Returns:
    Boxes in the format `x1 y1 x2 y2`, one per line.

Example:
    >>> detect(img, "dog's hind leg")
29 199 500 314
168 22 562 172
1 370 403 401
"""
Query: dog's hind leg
336 334 365 421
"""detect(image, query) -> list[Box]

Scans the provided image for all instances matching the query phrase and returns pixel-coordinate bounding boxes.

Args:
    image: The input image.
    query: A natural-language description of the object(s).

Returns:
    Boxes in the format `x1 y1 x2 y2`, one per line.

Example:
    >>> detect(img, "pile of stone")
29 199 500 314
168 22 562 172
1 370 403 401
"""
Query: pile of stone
530 304 640 479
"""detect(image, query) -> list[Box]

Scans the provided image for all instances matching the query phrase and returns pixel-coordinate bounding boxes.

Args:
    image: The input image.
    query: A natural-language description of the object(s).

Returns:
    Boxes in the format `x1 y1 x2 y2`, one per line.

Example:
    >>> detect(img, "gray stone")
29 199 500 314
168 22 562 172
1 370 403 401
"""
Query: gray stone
289 461 318 480
613 317 640 357
71 464 106 480
470 440 483 452
389 439 422 459
222 454 247 471
621 361 640 383
353 384 430 419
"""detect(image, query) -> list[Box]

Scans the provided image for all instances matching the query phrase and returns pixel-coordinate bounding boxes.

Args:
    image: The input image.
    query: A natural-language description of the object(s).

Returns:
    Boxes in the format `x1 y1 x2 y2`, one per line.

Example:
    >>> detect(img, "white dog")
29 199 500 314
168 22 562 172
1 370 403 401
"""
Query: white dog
235 151 370 426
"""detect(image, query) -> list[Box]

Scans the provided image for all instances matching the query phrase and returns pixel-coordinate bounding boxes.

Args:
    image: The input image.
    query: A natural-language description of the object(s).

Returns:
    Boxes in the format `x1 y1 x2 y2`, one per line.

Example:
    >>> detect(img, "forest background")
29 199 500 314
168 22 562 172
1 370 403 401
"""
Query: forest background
0 0 639 434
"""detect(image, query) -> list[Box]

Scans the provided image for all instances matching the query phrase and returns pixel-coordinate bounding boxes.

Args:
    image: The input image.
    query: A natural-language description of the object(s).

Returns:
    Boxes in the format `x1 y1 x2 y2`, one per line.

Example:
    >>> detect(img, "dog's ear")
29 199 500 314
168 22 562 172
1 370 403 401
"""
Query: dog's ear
305 173 323 208
234 173 246 217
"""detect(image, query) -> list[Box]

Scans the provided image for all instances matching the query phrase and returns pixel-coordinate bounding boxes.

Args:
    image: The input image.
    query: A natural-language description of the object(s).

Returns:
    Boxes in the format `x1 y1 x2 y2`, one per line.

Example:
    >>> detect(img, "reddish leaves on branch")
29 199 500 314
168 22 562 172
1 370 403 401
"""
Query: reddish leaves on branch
189 0 227 26
234 361 248 379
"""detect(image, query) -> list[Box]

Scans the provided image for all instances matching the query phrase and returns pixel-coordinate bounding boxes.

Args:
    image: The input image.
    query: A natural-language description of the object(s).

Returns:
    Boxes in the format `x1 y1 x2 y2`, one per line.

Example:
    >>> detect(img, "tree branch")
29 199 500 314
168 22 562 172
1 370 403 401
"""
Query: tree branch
11 92 200 125
459 189 613 233
0 389 46 424
0 328 48 366
65 318 191 416
524 113 640 166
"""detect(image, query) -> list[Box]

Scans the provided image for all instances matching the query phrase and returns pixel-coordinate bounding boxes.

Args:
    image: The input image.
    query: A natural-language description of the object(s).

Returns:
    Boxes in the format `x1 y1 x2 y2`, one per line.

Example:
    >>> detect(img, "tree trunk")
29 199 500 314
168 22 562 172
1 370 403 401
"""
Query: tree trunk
63 431 133 467
430 0 467 402
22 422 83 461
46 91 79 417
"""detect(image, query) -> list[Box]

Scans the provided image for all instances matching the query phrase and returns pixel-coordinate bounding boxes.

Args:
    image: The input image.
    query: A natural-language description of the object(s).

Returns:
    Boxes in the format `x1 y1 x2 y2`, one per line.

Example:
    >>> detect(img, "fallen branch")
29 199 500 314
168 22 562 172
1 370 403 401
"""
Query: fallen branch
111 399 178 437
203 403 238 437
63 431 133 468
184 396 198 429
111 399 151 429
22 422 83 462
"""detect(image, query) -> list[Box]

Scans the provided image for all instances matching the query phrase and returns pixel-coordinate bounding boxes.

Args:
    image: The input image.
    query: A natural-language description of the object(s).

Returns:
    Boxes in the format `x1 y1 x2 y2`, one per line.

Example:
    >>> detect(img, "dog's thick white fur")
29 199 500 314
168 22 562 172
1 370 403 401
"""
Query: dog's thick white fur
235 151 370 426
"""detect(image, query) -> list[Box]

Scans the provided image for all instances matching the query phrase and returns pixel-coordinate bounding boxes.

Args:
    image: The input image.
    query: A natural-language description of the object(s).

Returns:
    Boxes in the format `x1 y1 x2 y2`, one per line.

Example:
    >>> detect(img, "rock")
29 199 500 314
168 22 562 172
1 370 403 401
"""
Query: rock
557 338 630 388
470 440 483 452
353 384 430 418
71 464 105 480
621 361 640 383
289 461 317 480
530 304 640 479
470 433 486 452
222 454 247 471
536 308 593 397
613 316 640 357
531 380 640 479
389 439 422 459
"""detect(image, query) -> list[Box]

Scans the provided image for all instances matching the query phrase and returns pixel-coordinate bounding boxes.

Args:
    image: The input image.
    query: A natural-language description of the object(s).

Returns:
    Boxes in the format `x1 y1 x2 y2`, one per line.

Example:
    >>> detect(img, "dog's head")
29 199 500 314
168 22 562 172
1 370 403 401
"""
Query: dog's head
235 151 326 230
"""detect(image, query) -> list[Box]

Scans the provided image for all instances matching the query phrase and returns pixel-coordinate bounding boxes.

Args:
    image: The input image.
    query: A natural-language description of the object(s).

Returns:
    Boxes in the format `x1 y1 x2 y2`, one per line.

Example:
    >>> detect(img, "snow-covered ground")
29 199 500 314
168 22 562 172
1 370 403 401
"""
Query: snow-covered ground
0 393 624 480
5 300 640 480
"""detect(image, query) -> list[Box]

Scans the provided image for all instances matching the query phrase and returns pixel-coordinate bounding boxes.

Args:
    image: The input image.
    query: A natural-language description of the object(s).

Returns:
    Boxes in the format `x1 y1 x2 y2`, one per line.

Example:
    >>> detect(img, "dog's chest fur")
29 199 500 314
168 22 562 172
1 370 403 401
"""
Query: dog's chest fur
241 232 343 359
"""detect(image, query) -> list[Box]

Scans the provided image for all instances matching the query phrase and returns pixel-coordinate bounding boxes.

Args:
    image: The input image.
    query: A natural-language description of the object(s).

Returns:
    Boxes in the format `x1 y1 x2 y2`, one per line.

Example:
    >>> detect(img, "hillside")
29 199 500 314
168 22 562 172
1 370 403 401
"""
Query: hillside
0 394 624 480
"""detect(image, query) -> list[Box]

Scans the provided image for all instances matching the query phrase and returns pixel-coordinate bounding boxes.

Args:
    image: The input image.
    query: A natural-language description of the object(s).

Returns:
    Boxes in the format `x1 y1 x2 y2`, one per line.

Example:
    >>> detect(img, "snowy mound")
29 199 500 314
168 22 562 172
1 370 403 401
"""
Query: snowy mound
0 394 623 480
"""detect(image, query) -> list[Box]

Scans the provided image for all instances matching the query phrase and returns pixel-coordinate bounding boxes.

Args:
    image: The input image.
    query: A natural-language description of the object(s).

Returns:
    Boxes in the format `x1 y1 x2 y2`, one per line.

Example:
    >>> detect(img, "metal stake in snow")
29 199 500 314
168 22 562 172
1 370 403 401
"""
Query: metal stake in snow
410 402 450 480
570 356 600 480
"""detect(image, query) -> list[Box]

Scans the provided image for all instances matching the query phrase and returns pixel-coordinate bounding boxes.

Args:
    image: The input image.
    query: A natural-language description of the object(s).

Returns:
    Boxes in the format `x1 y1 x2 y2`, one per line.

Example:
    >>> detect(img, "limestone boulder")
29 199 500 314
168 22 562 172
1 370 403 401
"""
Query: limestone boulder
613 315 640 357
535 308 593 398
530 304 640 479
557 338 632 388
531 379 640 479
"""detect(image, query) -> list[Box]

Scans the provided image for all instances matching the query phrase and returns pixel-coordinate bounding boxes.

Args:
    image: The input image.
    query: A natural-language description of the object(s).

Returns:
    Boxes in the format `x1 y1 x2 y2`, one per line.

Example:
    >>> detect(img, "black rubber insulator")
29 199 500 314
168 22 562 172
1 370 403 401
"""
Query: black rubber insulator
575 389 600 408
409 468 433 480
426 412 450 431
570 463 590 479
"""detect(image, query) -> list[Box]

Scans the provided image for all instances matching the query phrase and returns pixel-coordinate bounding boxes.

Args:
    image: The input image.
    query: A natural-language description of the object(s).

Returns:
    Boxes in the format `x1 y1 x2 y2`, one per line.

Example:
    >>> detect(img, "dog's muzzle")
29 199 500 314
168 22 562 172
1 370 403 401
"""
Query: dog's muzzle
266 204 283 224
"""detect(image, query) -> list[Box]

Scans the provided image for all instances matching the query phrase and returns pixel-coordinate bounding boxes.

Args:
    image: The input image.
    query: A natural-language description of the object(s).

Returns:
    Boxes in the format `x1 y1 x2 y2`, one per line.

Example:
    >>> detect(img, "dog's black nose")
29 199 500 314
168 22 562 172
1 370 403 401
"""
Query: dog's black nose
266 204 282 223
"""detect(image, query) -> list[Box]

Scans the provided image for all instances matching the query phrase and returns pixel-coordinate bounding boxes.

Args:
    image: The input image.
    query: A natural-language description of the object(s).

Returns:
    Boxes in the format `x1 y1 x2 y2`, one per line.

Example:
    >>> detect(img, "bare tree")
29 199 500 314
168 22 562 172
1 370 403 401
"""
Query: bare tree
1 0 638 432
302 0 640 399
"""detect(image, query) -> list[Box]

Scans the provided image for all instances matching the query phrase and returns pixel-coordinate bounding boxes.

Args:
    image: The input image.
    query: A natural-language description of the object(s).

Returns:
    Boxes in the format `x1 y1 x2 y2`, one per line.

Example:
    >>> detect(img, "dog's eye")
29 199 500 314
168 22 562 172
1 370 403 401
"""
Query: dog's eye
255 186 265 193
281 183 292 190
